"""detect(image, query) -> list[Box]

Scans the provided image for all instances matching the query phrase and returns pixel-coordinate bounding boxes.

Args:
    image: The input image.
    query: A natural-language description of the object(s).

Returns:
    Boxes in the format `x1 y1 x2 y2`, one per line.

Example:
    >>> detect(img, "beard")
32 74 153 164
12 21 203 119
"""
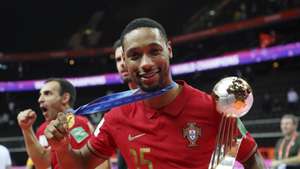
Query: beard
139 82 162 92
136 71 165 92
122 76 132 84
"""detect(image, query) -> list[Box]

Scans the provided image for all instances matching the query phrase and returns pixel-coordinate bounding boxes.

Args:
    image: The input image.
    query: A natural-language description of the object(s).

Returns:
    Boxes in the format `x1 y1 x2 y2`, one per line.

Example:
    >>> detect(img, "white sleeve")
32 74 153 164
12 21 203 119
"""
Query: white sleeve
2 146 12 166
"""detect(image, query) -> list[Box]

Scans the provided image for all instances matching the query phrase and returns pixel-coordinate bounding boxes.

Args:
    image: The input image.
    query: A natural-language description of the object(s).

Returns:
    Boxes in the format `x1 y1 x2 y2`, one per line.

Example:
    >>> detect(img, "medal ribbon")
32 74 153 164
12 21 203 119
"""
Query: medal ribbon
278 132 298 160
74 82 177 115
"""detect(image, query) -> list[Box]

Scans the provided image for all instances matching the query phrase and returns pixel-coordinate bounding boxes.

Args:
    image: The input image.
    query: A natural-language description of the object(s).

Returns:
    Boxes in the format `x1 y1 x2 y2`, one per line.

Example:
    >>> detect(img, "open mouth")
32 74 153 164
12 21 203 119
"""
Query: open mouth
40 106 48 112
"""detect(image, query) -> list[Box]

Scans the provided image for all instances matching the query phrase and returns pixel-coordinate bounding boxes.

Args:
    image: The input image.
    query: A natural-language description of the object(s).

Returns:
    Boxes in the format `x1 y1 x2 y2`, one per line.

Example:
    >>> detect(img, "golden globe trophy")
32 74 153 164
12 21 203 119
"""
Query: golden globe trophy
209 77 253 169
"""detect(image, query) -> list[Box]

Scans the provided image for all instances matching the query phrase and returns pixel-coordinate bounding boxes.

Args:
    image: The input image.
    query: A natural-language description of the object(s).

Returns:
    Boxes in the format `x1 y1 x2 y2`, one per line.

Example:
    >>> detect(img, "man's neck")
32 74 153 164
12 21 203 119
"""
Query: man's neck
143 82 181 109
284 131 297 140
63 105 72 113
128 82 137 89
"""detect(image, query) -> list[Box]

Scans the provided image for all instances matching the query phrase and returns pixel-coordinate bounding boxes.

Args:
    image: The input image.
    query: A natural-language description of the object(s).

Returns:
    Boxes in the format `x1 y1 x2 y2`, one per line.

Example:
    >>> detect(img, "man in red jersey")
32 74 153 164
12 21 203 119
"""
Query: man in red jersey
17 78 94 169
114 39 136 169
44 18 265 169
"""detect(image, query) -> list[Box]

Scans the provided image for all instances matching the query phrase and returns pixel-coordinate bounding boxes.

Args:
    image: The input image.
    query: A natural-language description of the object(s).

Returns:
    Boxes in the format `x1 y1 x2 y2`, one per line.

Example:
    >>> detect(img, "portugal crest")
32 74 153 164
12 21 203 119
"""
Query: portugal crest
183 122 201 147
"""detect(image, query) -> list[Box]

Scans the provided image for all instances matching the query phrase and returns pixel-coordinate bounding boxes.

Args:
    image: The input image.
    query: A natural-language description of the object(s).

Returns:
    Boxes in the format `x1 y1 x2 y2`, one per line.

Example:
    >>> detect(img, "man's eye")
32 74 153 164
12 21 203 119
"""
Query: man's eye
150 48 161 55
44 91 51 95
129 52 140 60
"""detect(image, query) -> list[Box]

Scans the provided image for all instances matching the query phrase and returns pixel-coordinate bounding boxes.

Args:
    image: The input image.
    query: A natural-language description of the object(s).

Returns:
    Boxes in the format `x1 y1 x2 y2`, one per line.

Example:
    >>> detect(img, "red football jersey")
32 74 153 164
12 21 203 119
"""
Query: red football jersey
36 114 92 169
90 81 256 169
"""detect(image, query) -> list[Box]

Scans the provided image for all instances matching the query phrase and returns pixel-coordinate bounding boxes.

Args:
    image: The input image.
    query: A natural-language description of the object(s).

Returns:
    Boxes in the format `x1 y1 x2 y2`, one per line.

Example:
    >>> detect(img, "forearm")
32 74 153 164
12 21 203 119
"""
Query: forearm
22 128 50 169
277 155 300 165
54 141 106 169
243 152 266 169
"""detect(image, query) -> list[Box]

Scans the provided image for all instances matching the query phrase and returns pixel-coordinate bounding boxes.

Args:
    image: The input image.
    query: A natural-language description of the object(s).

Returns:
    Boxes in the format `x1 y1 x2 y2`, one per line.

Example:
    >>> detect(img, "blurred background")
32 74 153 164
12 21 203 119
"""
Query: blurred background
1 0 300 167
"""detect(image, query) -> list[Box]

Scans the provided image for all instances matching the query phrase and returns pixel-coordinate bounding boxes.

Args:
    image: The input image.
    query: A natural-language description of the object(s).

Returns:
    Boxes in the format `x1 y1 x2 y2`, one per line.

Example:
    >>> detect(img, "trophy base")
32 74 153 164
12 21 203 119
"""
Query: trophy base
209 138 243 169
215 156 236 169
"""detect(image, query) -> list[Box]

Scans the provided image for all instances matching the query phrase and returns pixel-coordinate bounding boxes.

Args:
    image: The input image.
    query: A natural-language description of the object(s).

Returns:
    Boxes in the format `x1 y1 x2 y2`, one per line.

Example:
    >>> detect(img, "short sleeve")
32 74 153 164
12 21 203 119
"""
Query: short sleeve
89 113 116 158
236 132 257 163
2 146 12 166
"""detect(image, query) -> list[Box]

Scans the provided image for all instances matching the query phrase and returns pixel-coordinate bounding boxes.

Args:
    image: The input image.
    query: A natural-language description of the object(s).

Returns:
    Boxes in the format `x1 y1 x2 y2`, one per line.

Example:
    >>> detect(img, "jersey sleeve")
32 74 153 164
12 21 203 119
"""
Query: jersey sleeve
2 146 12 166
69 115 93 149
89 112 117 158
236 132 257 163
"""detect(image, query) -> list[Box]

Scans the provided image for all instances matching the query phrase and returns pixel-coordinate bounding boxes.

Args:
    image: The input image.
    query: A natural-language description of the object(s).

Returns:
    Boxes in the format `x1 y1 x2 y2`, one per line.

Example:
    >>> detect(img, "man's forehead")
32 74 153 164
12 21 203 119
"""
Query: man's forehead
123 27 164 49
115 47 123 57
40 81 59 93
282 118 293 123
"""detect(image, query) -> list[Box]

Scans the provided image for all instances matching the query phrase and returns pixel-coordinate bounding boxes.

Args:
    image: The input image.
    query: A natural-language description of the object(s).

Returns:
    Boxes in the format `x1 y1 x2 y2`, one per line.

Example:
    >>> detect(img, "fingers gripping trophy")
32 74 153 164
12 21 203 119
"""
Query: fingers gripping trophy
209 77 254 169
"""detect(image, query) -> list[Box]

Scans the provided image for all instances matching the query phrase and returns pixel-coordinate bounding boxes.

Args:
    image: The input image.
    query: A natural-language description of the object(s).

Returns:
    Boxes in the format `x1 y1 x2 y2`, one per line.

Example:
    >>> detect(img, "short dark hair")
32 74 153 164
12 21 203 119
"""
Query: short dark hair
120 18 168 47
110 39 122 59
45 78 76 108
113 39 121 50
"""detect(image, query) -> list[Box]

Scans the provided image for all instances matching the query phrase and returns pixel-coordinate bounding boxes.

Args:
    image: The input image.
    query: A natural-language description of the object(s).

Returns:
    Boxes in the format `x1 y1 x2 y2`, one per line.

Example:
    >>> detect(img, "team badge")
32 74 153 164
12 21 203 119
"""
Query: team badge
183 122 201 147
70 126 89 143
66 113 75 129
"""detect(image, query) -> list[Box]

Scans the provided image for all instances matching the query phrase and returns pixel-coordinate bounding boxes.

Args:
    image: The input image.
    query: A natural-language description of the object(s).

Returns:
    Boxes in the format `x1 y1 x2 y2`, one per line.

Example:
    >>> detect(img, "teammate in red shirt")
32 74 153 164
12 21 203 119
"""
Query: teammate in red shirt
44 18 265 169
17 78 94 169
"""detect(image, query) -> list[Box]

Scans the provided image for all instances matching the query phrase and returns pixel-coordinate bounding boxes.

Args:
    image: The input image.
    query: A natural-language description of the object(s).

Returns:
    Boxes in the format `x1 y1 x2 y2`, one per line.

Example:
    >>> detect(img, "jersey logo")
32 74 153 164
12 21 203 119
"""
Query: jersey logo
70 127 89 143
66 113 75 129
183 122 201 147
128 133 146 141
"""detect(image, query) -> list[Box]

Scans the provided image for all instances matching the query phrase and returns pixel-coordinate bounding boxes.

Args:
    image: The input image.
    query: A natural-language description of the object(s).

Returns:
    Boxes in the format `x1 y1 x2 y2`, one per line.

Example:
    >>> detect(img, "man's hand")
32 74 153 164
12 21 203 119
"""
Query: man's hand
271 160 281 168
44 112 69 150
17 109 37 130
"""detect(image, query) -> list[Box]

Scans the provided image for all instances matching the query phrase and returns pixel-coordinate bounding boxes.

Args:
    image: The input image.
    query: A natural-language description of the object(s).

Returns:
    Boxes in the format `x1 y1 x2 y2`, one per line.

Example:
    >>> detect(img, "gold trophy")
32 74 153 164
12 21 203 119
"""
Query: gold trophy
209 77 253 169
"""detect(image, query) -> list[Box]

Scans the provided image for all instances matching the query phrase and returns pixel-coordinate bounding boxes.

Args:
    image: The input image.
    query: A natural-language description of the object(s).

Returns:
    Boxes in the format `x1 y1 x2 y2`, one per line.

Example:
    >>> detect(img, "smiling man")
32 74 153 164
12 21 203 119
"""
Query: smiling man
43 18 265 169
272 114 300 168
17 78 94 169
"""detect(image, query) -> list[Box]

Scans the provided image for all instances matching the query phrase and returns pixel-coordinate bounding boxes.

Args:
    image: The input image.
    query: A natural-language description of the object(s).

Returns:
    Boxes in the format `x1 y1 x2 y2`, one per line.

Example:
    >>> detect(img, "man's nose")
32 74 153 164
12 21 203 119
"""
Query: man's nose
120 59 126 69
38 95 44 103
140 55 154 71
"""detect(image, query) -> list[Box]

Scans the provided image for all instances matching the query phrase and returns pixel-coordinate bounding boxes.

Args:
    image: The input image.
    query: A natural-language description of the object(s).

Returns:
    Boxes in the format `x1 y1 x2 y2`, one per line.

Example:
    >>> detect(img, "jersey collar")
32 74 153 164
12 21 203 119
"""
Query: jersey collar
141 80 189 119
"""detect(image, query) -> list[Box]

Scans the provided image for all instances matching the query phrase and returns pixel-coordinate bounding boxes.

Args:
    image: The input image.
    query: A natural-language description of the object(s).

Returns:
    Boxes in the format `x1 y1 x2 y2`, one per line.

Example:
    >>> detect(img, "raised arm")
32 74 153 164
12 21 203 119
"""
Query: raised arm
17 109 51 169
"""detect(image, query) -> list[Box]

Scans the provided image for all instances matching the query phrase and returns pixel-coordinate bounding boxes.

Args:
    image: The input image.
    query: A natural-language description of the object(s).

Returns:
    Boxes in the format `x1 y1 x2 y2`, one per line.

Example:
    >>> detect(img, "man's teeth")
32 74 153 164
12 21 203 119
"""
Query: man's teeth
141 71 158 78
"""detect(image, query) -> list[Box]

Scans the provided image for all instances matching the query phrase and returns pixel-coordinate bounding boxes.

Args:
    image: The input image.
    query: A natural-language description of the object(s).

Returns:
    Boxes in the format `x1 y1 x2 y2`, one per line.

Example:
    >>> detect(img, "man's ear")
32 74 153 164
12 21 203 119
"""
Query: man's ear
167 41 173 59
62 93 71 105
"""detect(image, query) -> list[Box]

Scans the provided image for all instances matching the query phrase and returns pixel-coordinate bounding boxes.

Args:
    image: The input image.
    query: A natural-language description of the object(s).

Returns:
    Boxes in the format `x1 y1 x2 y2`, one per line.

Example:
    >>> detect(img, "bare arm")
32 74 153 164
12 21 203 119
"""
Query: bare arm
45 112 106 169
17 109 51 169
271 155 300 168
242 151 266 169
